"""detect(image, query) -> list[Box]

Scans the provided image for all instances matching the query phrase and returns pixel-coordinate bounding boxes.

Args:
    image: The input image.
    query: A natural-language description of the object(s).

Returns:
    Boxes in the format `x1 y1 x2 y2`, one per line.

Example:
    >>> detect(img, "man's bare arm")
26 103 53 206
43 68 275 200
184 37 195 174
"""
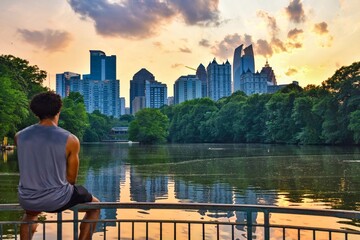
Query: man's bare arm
66 134 80 185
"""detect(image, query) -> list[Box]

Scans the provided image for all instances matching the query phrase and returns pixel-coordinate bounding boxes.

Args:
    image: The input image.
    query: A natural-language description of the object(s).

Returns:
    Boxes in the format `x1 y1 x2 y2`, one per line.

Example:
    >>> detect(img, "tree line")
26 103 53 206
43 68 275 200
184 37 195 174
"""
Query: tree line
130 61 360 145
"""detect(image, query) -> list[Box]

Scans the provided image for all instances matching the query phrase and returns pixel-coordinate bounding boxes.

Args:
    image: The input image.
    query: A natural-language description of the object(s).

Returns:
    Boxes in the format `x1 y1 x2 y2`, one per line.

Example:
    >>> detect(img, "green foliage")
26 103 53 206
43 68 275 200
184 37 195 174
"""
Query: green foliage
59 92 89 140
169 98 218 143
265 92 298 143
129 108 169 144
119 114 135 123
162 61 360 145
0 76 29 140
0 55 47 140
349 110 360 144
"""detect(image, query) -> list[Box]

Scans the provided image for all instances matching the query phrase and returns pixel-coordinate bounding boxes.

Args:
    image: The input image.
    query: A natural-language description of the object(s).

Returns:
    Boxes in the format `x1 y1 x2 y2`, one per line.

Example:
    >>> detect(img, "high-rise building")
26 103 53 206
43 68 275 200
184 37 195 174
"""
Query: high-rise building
239 71 268 95
130 68 167 114
174 75 202 104
145 80 167 109
120 97 126 116
56 50 121 117
90 50 116 80
239 60 278 95
196 64 207 98
56 72 81 98
261 60 277 86
207 59 231 101
233 45 255 92
132 96 146 115
167 96 174 106
130 68 155 114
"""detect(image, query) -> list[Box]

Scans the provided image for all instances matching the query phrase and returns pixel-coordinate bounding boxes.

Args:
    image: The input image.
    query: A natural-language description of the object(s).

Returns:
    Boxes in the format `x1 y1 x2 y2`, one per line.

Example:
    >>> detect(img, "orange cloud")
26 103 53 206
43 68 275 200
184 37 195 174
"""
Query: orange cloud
286 0 306 23
18 29 72 52
285 67 298 76
211 33 252 60
313 22 329 35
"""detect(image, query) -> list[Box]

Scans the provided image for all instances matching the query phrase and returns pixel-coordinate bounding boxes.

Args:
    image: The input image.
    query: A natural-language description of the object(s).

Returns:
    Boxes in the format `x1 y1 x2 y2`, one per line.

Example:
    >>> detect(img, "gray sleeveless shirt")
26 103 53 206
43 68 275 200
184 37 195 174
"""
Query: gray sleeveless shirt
17 124 74 212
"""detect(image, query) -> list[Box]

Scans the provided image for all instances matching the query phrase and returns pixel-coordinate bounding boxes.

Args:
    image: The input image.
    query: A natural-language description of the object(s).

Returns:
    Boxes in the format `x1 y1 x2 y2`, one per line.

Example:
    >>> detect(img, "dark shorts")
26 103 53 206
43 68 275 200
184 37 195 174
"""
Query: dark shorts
50 185 93 213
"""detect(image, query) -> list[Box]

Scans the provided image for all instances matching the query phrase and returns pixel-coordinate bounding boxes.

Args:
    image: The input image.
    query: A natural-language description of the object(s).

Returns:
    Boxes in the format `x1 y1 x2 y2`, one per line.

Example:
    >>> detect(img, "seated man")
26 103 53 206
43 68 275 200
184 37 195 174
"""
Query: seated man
15 91 100 240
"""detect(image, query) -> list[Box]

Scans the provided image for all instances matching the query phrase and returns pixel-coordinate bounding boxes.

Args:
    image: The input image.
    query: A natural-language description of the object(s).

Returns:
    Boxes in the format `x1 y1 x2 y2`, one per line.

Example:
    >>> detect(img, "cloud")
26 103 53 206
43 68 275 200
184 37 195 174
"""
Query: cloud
18 29 72 51
285 67 298 76
255 39 273 57
179 47 192 53
257 10 279 37
271 38 287 52
257 11 288 54
153 42 163 48
287 28 303 40
67 0 221 39
286 28 303 50
199 39 211 47
211 33 253 60
171 63 183 68
285 0 306 23
171 0 221 26
287 42 302 49
313 22 333 47
313 22 329 35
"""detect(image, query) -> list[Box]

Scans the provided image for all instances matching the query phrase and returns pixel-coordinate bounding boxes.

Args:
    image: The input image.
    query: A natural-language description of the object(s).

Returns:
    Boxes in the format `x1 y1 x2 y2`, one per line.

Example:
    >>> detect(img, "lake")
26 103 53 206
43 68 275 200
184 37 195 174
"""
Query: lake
1 143 360 239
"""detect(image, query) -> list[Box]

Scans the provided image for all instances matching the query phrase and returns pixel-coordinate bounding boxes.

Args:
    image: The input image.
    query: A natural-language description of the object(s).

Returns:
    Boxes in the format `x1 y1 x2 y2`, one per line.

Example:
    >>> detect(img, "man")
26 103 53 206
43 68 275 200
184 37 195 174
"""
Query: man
15 91 100 240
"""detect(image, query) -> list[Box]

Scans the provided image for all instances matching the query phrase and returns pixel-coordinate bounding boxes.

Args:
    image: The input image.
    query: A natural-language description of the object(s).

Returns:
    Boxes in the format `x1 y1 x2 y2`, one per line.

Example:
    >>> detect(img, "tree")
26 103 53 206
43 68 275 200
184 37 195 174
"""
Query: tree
59 92 89 141
265 92 298 143
0 76 29 140
348 110 360 144
168 98 218 143
119 114 135 123
235 94 270 143
0 55 48 140
0 55 47 98
129 108 169 144
322 61 360 144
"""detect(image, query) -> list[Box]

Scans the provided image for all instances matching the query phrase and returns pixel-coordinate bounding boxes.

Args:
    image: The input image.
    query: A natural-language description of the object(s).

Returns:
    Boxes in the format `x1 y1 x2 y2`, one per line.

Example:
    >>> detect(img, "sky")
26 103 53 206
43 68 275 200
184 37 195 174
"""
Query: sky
1 0 359 106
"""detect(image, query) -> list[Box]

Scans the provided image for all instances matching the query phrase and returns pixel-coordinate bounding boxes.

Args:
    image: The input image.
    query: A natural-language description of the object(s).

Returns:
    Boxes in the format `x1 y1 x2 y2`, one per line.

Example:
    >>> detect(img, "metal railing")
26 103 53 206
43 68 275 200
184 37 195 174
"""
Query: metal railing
1 202 360 240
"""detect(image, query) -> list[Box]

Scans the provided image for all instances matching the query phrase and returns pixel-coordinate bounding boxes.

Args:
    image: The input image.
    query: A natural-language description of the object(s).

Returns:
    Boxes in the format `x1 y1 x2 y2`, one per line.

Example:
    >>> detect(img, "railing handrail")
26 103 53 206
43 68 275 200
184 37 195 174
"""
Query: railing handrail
1 202 360 219
1 202 360 240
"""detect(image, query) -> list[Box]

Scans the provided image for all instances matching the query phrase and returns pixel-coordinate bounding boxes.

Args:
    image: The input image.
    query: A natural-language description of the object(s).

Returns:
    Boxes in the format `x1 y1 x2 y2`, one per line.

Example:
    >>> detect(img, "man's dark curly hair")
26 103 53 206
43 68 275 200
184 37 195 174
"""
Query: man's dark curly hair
30 91 62 120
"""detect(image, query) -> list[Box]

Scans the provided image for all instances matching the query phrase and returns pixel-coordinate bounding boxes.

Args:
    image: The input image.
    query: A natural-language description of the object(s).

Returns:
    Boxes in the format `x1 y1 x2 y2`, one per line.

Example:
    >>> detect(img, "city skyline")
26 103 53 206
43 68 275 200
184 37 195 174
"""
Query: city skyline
1 0 359 106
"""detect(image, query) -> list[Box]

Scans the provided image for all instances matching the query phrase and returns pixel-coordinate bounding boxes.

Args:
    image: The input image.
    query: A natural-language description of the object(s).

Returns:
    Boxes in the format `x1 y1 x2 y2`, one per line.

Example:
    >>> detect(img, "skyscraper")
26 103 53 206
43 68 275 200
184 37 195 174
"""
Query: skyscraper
233 45 243 93
145 80 167 109
130 68 154 114
196 64 207 98
56 72 81 98
130 68 167 114
207 59 231 101
233 44 255 92
89 50 116 80
56 50 121 117
174 75 202 104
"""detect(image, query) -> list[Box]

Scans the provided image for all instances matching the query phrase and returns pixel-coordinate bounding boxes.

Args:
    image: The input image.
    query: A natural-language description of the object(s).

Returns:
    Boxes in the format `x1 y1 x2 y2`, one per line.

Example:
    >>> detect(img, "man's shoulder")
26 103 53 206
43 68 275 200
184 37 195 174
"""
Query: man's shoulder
56 126 72 135
16 124 37 136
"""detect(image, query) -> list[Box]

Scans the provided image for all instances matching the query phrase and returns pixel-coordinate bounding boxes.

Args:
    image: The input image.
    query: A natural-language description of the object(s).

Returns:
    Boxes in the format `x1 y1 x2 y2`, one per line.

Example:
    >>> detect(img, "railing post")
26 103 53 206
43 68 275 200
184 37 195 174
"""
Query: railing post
73 208 79 240
247 211 253 240
264 210 270 240
57 212 62 240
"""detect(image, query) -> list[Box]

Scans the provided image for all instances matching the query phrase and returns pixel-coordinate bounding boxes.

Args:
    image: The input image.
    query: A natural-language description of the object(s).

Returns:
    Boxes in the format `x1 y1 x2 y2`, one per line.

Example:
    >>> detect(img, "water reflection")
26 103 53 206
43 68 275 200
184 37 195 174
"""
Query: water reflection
1 143 360 238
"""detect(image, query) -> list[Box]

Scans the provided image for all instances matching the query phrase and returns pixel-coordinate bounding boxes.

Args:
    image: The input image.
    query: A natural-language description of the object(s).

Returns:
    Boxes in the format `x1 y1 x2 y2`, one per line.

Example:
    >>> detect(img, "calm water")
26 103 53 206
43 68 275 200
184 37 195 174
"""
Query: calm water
1 143 360 239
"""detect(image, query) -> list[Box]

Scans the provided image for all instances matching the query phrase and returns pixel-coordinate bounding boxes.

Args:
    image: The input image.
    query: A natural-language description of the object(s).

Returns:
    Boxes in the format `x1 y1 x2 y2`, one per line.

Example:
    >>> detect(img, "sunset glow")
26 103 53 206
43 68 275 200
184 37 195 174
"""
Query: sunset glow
1 0 359 105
